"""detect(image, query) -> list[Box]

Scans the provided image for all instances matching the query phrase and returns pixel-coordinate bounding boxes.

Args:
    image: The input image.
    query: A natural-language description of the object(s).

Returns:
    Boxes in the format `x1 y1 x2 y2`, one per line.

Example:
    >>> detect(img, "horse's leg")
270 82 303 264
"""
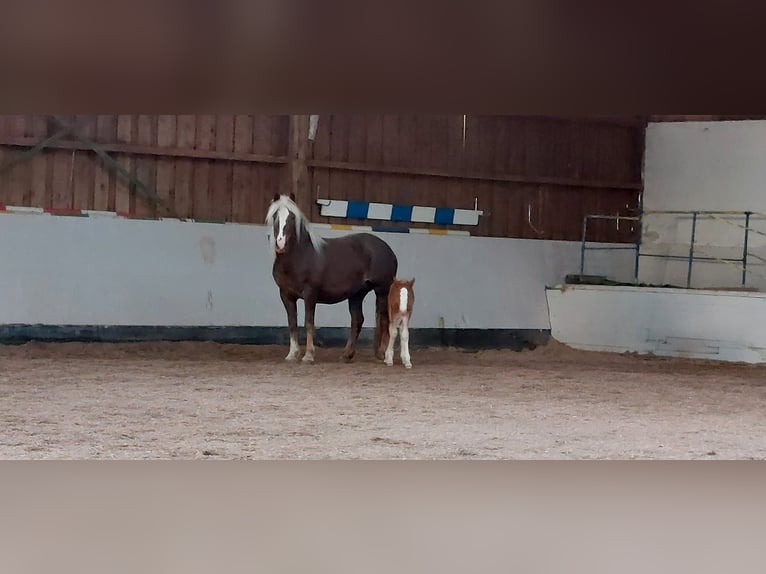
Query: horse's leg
374 287 390 361
374 299 382 355
341 293 365 362
302 295 318 363
384 317 398 366
400 316 412 369
280 291 300 361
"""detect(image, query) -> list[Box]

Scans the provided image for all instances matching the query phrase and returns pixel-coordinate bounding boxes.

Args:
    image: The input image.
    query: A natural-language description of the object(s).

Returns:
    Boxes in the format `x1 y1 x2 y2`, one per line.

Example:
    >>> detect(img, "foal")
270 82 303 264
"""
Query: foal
384 278 415 369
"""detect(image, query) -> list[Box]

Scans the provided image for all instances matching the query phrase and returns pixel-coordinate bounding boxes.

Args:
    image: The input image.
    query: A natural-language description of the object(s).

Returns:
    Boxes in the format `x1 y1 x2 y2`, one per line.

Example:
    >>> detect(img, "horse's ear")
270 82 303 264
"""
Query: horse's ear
289 192 296 202
272 193 281 202
409 278 415 286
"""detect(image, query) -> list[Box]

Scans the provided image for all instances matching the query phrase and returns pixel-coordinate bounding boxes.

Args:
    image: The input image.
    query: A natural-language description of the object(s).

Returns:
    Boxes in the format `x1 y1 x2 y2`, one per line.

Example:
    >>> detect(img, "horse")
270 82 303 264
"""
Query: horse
384 278 415 369
265 193 399 363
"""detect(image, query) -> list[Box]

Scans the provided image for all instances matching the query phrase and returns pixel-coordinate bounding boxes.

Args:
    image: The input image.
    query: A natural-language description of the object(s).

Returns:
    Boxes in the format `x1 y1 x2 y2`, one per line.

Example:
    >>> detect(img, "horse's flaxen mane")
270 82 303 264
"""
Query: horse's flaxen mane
265 194 325 253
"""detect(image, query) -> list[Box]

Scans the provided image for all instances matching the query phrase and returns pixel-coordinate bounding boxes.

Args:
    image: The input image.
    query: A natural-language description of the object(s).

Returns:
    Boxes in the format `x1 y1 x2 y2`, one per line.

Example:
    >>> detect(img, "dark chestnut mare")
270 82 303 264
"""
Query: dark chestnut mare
266 193 398 363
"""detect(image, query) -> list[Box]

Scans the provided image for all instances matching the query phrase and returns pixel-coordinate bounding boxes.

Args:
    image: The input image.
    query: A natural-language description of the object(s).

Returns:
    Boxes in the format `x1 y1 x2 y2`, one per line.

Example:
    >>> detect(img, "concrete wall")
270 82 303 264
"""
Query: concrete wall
0 213 635 333
546 284 766 363
642 120 766 289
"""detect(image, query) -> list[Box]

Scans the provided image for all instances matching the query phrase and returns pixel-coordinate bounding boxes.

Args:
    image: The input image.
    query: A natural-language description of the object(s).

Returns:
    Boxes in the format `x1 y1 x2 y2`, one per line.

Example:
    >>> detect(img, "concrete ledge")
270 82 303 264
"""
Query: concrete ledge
546 284 766 363
0 325 550 351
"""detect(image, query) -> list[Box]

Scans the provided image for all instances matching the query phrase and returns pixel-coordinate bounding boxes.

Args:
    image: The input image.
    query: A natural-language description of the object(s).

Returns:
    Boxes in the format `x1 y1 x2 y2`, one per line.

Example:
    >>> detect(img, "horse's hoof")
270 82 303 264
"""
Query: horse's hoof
285 354 299 362
404 363 412 369
384 360 393 367
302 354 315 364
340 354 355 363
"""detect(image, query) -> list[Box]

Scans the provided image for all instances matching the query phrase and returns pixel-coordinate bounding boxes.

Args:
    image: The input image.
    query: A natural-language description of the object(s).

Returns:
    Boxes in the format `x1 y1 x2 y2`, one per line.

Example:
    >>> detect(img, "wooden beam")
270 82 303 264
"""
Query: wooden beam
289 115 312 213
305 158 642 191
0 137 289 166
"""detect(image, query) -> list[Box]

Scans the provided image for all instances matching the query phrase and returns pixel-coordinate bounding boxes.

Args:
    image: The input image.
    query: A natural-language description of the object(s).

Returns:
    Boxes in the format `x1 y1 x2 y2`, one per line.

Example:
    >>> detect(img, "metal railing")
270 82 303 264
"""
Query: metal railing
579 210 766 288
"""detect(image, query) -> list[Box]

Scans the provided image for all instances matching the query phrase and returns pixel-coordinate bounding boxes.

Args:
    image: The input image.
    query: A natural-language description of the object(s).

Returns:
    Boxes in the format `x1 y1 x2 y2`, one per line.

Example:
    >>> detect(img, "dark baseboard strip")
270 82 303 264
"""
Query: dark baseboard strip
0 325 550 351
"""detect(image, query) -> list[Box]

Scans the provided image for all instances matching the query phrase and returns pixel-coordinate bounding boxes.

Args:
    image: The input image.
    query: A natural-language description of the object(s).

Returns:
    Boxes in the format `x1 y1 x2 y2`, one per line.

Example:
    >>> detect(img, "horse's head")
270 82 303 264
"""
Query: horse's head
266 193 324 256
268 193 298 255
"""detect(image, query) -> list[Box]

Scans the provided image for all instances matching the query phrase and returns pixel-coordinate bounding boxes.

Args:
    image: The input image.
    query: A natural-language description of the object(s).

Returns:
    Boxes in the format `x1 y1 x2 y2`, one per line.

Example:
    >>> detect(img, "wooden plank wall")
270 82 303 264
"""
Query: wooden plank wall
0 114 644 243
309 115 643 242
0 114 289 222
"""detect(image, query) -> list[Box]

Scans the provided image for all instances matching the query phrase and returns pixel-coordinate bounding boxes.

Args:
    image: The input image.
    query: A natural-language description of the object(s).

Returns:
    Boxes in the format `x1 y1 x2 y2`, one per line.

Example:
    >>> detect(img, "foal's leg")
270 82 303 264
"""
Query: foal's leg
303 295 318 363
374 288 390 361
384 317 398 367
400 316 412 369
341 293 365 362
280 291 300 361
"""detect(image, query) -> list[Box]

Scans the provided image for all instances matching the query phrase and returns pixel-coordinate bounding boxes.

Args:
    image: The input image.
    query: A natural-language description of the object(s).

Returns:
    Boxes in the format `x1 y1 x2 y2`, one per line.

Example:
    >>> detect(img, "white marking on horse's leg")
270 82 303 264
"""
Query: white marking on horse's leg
302 333 315 363
400 318 412 369
303 333 315 363
384 319 398 366
399 287 408 313
285 334 300 361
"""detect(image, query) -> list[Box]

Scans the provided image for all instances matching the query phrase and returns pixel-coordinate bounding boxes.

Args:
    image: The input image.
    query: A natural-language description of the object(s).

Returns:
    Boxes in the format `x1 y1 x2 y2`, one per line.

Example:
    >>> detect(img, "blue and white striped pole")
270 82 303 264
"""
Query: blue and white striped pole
317 198 483 226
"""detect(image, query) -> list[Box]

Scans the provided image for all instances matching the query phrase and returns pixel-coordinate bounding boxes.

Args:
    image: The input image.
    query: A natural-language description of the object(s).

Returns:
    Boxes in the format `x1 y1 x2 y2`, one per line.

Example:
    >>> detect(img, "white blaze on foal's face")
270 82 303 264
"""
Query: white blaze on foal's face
275 206 289 252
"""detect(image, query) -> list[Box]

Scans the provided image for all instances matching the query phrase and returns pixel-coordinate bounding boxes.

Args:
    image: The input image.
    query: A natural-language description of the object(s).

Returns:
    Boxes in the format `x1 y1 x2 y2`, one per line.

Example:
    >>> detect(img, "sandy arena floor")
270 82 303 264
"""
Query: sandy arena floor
1 340 765 459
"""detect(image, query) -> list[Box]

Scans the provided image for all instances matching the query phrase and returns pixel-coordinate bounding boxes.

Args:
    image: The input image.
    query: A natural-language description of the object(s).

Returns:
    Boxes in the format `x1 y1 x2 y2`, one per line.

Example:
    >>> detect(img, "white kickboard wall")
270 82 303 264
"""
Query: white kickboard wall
0 213 636 330
546 284 766 364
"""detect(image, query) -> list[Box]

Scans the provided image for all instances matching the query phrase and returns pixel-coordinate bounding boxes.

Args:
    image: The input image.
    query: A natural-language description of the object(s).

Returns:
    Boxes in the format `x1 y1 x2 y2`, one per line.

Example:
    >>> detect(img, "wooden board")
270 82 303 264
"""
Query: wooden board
211 115 233 221
174 115 196 218
0 114 643 242
232 115 255 222
156 115 177 215
115 115 134 214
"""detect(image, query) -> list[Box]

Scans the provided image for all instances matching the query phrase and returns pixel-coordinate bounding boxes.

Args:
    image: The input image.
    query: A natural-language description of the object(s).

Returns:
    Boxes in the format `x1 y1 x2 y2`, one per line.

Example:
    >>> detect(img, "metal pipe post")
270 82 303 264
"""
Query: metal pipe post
634 211 643 281
579 215 589 274
687 211 698 288
742 211 752 286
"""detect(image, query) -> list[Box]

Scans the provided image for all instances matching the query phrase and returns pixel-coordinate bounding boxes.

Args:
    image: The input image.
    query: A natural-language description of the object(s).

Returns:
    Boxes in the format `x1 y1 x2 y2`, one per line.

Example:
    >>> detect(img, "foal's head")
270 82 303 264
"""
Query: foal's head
389 278 415 315
391 278 415 292
265 193 324 256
